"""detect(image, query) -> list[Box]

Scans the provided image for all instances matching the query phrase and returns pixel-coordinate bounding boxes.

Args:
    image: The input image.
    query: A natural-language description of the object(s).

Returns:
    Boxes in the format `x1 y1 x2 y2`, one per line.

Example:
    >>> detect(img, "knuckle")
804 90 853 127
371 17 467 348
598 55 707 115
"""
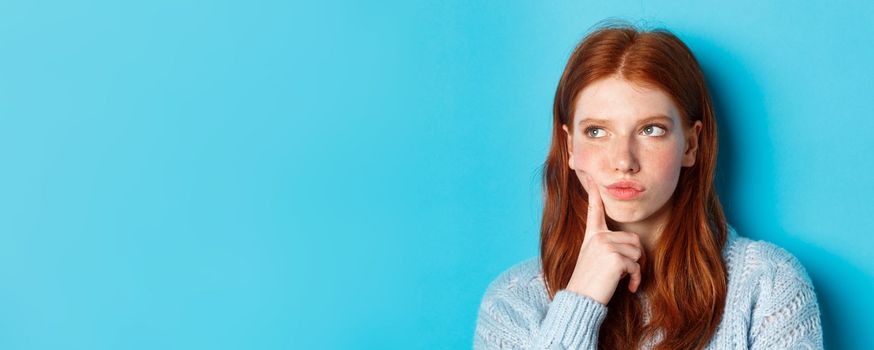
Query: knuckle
610 252 625 267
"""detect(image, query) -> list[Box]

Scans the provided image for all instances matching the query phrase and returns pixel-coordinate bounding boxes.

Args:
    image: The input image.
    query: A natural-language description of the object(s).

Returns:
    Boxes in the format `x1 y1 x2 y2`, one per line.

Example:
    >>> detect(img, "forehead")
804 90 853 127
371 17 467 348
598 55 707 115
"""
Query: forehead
572 76 681 126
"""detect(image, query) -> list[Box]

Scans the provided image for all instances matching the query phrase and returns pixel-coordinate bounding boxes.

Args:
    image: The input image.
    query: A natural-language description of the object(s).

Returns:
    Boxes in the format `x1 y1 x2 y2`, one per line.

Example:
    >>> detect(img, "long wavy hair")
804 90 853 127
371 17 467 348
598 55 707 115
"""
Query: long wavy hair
539 23 729 350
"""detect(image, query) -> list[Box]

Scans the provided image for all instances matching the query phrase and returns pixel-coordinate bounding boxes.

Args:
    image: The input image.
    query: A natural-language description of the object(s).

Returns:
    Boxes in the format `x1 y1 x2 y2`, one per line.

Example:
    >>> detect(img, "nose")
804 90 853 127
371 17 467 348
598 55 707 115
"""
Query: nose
609 136 640 174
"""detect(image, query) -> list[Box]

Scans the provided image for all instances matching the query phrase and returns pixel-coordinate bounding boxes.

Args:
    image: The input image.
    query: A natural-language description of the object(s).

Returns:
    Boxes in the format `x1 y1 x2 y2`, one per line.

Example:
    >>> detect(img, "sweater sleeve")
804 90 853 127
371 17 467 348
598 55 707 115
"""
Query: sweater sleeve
748 245 824 350
473 272 608 350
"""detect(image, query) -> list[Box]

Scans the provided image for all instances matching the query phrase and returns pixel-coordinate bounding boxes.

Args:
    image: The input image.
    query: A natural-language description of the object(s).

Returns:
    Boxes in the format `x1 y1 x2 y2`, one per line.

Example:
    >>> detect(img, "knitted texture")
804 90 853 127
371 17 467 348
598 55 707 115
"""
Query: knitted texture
473 226 824 349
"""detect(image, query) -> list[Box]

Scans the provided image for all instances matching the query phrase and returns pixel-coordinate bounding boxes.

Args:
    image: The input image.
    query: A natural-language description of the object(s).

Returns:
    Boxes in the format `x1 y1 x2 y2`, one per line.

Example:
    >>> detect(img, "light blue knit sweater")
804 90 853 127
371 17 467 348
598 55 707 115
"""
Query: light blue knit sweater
473 226 823 349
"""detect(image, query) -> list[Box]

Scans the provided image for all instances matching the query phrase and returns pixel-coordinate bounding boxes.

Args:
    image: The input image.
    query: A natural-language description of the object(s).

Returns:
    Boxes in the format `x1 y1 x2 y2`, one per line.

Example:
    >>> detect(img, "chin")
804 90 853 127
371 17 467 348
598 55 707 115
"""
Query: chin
604 204 651 223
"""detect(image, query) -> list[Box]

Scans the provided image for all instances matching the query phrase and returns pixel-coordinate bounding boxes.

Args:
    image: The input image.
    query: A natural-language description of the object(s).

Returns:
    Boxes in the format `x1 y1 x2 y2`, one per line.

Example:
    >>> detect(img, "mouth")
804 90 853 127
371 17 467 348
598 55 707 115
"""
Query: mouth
606 181 645 200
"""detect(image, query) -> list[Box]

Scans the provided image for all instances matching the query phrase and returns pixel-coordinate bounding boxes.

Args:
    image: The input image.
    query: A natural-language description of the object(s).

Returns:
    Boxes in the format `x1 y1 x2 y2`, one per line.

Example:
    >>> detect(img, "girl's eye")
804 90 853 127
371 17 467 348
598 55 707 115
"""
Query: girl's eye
642 124 667 136
585 127 606 138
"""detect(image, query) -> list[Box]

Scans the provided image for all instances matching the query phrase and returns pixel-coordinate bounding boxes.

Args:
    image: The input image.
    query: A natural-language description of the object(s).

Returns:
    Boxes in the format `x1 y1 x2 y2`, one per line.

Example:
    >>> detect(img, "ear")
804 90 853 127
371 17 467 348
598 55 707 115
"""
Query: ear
562 124 576 170
682 120 703 167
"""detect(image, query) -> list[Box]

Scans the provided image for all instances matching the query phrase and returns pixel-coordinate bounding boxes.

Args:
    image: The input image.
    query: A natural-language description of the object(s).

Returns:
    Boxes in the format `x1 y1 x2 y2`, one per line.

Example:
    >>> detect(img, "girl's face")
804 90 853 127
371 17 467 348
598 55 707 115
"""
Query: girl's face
562 76 702 231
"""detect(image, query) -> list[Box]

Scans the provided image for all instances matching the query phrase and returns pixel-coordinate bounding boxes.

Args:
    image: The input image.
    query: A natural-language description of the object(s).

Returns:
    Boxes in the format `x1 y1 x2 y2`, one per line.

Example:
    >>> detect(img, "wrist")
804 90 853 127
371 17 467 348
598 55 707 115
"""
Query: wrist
565 284 610 305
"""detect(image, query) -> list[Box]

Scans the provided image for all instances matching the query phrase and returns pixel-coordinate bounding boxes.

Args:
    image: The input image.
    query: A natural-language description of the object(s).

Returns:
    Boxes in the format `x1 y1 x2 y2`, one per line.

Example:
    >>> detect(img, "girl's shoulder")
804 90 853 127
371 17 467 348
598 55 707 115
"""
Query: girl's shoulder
478 225 818 311
723 225 824 347
725 224 815 287
480 256 545 302
725 226 806 275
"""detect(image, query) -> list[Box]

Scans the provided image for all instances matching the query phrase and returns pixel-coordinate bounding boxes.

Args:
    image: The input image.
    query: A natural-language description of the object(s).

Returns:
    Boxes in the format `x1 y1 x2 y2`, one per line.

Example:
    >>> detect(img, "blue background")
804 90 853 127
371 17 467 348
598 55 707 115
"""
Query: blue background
0 1 871 349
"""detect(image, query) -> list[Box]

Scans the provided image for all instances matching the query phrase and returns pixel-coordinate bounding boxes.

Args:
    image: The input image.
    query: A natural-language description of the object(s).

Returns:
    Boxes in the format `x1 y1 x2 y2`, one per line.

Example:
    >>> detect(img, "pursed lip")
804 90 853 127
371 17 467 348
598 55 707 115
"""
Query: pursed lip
606 180 645 192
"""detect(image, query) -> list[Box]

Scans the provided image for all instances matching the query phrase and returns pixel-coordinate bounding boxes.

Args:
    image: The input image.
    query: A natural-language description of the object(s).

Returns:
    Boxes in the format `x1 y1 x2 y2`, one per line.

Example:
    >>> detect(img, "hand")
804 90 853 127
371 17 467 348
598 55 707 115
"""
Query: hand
565 174 646 305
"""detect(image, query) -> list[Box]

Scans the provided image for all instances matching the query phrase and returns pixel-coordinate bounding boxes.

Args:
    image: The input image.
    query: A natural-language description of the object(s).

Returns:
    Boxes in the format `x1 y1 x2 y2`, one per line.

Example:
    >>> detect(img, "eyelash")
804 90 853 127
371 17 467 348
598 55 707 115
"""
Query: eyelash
584 124 668 138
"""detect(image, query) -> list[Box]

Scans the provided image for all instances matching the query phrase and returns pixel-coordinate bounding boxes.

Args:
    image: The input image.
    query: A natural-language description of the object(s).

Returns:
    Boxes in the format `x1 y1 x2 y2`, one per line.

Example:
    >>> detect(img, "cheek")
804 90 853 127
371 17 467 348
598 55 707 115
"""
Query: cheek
572 143 600 172
642 145 685 190
647 148 684 170
573 141 684 178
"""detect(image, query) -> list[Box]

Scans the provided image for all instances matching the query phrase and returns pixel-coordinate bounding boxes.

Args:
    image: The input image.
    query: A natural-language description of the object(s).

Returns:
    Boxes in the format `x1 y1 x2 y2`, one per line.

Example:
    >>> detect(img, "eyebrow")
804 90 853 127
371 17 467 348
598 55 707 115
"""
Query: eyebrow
578 115 675 127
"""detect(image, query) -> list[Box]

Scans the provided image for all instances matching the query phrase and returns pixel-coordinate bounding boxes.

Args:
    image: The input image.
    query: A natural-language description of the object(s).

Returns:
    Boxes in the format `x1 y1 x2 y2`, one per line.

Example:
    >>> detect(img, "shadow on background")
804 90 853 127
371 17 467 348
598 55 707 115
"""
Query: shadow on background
692 35 864 350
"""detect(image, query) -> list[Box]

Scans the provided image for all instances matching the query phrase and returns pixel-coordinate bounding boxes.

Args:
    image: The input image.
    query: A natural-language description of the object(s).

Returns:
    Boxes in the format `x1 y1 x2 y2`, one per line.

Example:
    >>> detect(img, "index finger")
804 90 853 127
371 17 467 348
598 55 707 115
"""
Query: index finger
584 175 608 233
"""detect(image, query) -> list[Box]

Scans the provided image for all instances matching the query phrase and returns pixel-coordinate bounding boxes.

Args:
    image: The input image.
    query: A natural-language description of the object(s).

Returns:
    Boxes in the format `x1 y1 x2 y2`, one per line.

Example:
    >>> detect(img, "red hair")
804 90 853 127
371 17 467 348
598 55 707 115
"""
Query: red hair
539 23 729 349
